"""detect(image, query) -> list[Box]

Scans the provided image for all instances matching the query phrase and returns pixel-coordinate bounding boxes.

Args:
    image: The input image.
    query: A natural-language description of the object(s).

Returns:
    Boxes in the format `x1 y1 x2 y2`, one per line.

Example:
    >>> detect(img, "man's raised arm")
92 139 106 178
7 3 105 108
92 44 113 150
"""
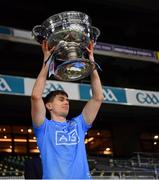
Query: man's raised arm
82 41 104 125
31 41 55 127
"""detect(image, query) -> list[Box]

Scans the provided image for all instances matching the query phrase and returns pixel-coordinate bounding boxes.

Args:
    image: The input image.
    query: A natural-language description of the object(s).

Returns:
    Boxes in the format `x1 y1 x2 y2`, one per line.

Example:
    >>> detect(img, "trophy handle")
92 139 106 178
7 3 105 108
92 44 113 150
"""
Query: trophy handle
32 25 49 44
91 26 100 43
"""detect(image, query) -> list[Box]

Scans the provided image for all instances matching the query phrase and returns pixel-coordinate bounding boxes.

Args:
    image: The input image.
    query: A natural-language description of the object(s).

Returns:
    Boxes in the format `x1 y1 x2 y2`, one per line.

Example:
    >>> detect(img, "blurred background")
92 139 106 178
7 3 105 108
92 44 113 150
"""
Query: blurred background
0 0 159 179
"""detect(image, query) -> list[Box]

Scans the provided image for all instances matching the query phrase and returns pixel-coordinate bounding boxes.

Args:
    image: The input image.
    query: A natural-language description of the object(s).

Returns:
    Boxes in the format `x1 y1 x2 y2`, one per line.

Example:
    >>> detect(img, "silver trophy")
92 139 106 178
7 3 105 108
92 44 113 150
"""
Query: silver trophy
32 11 100 81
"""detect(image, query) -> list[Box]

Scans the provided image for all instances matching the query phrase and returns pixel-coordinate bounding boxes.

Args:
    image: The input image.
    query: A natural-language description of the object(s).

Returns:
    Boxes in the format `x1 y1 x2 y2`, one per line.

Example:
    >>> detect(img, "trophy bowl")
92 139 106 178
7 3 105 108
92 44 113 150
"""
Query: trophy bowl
32 11 100 81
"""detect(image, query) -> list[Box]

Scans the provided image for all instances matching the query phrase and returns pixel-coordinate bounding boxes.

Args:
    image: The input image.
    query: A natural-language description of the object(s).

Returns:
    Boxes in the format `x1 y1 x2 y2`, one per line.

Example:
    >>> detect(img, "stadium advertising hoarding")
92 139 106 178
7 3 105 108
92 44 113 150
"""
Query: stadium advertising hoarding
126 89 159 107
79 84 127 105
0 75 24 95
1 74 159 108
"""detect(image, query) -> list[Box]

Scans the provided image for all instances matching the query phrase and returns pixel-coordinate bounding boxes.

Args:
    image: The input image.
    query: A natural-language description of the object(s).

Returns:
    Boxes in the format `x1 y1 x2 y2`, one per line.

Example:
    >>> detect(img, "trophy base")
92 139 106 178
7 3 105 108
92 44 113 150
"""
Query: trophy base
54 59 95 81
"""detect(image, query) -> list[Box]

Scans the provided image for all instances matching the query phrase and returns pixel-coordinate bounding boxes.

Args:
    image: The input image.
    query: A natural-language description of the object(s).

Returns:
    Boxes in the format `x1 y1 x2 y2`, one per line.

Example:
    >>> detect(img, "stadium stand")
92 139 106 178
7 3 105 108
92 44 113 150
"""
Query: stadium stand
0 152 158 179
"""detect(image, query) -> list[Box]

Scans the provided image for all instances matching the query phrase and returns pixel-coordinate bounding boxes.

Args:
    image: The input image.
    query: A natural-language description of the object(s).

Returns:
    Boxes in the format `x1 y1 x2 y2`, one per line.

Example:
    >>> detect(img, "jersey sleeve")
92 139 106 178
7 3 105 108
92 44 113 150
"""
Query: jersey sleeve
74 113 92 132
32 118 49 149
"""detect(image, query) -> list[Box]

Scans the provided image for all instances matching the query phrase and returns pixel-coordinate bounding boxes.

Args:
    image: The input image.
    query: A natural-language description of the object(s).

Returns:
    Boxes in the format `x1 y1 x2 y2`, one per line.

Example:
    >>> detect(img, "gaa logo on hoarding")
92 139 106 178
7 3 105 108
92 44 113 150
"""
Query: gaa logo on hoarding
136 92 159 104
103 89 118 102
90 88 118 102
43 82 64 96
0 78 12 92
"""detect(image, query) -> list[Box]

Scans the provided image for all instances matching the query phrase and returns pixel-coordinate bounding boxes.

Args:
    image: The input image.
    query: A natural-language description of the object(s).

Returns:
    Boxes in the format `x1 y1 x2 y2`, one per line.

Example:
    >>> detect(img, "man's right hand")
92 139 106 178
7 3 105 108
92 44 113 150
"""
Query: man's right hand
42 40 55 63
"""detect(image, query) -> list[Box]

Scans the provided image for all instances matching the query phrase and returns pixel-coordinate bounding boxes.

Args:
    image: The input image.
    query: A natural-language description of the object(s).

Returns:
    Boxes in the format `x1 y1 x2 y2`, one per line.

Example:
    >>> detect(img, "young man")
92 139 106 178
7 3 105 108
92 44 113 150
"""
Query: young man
31 40 104 179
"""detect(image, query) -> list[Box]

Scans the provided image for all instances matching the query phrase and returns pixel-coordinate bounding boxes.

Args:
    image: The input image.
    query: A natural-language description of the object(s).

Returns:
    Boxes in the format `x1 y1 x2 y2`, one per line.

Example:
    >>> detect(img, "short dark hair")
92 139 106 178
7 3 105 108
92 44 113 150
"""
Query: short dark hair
44 90 68 104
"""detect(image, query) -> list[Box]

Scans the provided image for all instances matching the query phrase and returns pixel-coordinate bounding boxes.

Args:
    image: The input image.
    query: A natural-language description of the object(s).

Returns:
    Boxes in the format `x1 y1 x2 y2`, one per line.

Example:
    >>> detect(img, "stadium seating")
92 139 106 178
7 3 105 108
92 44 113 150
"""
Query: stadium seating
0 152 159 179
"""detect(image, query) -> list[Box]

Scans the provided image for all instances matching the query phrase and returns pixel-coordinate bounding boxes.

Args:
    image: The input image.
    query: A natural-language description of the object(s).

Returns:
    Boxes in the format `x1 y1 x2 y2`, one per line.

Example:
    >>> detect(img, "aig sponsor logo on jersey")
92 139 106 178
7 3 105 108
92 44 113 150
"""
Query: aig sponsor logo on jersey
136 92 159 105
56 129 80 145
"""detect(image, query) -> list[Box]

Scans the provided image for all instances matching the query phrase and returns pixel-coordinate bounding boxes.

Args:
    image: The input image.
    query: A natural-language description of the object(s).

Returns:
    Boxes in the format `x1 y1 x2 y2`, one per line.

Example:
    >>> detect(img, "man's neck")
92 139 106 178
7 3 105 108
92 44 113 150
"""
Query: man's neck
51 114 66 122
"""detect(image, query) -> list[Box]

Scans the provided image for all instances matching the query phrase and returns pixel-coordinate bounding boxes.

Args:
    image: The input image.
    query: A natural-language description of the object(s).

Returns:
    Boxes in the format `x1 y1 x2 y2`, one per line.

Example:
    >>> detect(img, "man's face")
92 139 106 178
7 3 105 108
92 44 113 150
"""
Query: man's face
48 94 69 117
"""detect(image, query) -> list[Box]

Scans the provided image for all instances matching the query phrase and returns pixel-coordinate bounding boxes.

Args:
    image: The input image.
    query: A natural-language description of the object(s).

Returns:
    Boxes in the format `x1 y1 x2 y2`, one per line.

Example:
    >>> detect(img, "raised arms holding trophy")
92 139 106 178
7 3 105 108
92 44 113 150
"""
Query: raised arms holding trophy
31 11 103 179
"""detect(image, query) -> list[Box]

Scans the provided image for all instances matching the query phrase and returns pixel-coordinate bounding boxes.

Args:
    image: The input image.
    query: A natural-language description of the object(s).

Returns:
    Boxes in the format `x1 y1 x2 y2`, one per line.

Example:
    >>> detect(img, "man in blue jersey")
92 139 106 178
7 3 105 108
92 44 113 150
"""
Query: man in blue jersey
31 40 104 179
